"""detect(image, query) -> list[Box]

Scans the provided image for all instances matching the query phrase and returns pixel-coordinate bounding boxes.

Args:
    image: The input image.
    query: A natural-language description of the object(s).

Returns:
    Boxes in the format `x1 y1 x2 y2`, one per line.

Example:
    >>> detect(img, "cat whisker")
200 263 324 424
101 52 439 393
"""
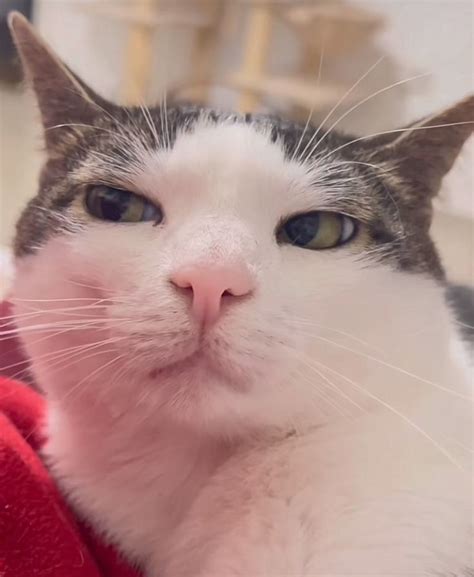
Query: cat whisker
301 72 430 163
35 339 125 378
0 308 128 326
89 99 129 130
453 320 474 331
287 316 387 356
293 366 350 418
290 38 326 163
0 313 103 337
0 323 111 365
110 354 141 390
320 121 474 163
138 100 161 148
439 435 474 454
307 356 466 471
4 336 125 381
356 243 402 263
295 364 362 418
45 123 133 147
158 91 168 151
5 302 113 318
67 117 151 181
293 328 472 401
5 336 125 383
286 344 367 416
0 339 91 375
325 159 406 233
60 352 127 405
7 366 32 383
297 56 385 163
7 309 111 323
65 278 116 293
0 322 85 339
10 296 113 303
32 205 84 231
334 160 397 176
160 42 171 151
121 105 148 147
0 317 135 340
163 90 171 151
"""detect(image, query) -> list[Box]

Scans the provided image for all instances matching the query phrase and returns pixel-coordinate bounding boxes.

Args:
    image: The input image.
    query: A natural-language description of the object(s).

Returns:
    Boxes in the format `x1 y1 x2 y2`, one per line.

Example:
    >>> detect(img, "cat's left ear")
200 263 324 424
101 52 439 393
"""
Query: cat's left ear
8 11 110 150
369 95 473 198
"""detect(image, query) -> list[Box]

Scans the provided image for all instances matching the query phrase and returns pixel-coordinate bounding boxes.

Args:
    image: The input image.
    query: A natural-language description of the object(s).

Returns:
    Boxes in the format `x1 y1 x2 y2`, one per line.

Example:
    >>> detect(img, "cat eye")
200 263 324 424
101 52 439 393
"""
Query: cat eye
277 211 357 250
85 185 163 224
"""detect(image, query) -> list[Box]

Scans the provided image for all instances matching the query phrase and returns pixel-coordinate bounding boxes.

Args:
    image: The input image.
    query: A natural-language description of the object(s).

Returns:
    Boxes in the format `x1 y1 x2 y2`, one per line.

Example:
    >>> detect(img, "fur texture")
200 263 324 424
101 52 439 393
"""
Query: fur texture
8 13 474 577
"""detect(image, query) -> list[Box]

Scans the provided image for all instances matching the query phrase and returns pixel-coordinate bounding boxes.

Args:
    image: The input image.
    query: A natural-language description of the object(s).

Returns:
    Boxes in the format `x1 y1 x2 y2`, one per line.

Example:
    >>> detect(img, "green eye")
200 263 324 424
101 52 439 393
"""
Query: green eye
85 185 163 223
278 211 357 250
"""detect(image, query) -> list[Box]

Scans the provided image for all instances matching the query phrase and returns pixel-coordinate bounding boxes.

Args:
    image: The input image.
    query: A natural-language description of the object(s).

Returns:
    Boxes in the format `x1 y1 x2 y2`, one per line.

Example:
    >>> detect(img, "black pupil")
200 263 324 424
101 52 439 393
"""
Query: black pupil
284 213 320 246
98 188 131 221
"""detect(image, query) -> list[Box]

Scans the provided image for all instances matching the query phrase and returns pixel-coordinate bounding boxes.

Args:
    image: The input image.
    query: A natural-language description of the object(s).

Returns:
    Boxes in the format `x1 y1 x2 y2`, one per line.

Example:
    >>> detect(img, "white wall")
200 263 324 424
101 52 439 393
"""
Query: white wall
353 0 473 222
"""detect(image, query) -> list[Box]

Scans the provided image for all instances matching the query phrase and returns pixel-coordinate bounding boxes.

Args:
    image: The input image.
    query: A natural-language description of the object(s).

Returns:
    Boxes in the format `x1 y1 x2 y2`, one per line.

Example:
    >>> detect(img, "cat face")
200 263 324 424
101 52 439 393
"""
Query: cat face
11 118 384 431
8 14 473 436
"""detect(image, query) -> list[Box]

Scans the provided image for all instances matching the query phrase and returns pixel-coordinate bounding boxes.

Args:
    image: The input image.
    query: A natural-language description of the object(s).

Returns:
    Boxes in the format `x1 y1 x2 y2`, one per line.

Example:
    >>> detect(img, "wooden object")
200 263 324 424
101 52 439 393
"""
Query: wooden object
229 0 383 116
228 73 353 112
237 4 273 112
79 0 220 105
186 1 223 104
282 3 383 72
123 0 155 104
77 0 384 118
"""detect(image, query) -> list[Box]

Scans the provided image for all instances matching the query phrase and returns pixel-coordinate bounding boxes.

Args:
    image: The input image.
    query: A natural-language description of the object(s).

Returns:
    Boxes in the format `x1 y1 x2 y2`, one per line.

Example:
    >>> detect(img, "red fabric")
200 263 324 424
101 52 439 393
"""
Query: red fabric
0 302 141 577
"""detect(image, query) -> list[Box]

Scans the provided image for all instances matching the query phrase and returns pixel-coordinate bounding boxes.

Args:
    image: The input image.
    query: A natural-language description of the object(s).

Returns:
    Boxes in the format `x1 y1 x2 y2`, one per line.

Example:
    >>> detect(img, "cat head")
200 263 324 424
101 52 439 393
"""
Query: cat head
8 13 473 436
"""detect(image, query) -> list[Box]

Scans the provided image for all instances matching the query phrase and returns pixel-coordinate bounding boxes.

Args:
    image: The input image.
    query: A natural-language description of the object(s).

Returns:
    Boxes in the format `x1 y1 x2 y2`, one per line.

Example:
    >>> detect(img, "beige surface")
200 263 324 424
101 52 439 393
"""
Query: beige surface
0 247 13 299
431 212 473 287
0 87 43 247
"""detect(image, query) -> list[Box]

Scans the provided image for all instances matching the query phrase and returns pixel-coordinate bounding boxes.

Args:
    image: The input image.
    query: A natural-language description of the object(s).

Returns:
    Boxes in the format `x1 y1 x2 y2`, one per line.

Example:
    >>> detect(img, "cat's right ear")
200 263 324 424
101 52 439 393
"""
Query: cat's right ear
8 11 109 151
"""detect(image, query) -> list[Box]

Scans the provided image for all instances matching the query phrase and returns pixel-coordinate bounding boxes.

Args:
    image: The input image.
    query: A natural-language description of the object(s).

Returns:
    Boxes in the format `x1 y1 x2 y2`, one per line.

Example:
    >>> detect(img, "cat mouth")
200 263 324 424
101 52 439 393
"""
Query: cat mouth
147 348 216 380
147 343 244 387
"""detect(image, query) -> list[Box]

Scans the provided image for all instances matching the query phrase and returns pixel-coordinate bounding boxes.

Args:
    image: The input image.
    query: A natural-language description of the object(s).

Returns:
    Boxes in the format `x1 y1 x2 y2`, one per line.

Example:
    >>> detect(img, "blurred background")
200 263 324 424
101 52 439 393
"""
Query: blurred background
0 0 472 291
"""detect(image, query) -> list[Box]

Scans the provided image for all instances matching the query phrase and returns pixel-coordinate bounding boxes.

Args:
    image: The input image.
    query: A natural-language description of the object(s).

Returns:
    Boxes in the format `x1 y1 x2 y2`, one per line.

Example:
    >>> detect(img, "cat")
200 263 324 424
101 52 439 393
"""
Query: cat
7 12 473 577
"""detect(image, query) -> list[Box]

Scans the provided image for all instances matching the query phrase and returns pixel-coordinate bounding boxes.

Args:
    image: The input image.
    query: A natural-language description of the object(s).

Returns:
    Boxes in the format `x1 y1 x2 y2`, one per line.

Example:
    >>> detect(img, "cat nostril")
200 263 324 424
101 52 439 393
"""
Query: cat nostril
171 281 237 300
171 276 192 290
170 265 255 326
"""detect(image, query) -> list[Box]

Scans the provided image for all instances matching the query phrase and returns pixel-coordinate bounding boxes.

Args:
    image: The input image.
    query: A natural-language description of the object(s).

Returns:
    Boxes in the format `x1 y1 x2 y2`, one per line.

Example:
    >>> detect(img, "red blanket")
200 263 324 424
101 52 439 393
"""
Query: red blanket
0 302 140 577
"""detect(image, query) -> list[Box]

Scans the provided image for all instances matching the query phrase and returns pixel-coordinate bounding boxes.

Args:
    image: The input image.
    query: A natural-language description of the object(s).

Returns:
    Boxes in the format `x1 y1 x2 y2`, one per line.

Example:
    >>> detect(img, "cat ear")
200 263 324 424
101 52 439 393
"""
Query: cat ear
8 11 109 150
370 95 473 198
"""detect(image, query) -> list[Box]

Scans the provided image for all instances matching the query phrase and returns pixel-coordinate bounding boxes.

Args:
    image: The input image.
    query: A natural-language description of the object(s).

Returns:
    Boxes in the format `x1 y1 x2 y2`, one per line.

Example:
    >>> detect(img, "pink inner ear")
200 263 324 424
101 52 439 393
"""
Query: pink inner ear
0 301 32 382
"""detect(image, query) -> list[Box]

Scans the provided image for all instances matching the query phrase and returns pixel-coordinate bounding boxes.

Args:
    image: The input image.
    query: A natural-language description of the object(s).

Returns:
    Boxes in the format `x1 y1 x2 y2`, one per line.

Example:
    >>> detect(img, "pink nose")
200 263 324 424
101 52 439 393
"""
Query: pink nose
170 264 254 327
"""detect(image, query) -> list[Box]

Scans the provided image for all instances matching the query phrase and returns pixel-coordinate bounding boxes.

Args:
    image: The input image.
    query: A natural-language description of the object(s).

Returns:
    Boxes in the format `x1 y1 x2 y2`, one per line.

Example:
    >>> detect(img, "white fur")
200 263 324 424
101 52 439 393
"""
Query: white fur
13 122 473 575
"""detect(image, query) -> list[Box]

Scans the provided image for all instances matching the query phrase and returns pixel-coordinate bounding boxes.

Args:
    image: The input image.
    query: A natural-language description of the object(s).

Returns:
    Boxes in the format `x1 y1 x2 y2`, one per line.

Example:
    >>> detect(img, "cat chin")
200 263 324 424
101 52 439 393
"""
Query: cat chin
145 352 249 393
